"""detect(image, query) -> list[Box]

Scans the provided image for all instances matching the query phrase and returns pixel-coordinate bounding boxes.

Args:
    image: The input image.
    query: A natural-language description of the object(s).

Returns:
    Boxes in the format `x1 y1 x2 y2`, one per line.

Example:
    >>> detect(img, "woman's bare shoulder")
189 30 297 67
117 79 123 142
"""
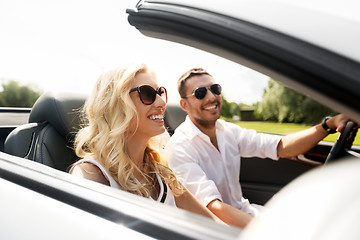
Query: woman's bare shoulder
70 161 110 186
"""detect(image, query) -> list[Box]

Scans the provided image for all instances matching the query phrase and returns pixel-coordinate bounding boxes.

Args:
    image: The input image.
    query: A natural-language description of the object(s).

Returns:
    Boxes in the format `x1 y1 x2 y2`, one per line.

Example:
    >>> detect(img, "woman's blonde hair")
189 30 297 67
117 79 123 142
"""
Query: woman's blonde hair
74 63 183 196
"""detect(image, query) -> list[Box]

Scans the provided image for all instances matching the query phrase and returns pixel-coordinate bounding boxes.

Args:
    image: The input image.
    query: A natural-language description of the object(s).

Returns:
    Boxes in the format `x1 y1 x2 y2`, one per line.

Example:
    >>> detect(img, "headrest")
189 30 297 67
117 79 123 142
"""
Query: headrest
164 103 187 135
29 92 87 139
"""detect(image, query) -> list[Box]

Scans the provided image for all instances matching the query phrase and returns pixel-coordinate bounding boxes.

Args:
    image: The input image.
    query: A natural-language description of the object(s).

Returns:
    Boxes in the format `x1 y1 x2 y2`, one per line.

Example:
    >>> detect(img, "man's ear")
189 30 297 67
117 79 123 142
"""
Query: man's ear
180 98 188 111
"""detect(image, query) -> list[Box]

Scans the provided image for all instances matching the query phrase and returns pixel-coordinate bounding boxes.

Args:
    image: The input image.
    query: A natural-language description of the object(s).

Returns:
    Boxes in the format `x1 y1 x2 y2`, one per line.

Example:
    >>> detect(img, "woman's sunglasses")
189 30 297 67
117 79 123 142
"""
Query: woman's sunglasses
129 85 168 105
185 84 222 100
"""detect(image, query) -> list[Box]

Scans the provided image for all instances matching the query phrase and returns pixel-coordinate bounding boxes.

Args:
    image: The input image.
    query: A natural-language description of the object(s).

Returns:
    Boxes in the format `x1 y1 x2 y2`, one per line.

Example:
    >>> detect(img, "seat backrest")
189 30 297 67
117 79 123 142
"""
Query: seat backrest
4 95 184 170
4 92 87 171
164 104 187 135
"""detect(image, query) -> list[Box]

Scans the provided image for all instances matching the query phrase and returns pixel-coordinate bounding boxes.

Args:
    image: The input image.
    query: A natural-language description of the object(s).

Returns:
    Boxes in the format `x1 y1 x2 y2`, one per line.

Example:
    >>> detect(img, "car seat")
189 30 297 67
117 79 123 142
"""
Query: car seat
4 92 87 171
164 104 187 135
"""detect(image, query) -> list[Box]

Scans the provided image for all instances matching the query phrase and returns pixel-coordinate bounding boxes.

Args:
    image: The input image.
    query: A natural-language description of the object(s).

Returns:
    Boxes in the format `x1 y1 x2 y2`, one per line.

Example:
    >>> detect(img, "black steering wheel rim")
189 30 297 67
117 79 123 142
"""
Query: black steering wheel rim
325 121 358 164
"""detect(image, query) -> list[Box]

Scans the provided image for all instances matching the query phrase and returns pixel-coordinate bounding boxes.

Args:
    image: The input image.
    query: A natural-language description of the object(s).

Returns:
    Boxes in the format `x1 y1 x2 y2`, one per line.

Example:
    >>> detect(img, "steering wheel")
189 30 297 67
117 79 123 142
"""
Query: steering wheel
325 121 359 164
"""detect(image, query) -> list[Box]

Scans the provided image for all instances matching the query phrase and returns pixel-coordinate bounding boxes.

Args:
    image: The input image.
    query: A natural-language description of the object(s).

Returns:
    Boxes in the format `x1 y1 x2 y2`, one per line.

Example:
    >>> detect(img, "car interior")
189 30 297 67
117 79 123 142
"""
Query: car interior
4 90 354 206
3 90 360 206
3 92 188 172
4 92 87 171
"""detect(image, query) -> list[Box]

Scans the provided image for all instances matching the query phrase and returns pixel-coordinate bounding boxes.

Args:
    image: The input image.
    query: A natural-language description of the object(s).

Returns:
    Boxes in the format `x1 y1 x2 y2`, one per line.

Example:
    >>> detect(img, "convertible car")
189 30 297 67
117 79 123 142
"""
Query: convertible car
1 0 359 239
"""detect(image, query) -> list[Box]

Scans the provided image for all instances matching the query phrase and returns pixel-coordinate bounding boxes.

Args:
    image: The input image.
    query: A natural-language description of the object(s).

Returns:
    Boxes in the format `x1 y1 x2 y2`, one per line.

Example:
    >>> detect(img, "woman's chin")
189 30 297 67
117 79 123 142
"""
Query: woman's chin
156 126 166 135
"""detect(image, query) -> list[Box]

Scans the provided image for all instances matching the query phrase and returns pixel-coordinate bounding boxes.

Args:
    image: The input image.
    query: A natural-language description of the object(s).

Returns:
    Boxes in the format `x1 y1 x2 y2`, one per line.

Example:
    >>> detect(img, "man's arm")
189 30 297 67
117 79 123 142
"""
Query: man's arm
207 199 253 229
277 114 353 158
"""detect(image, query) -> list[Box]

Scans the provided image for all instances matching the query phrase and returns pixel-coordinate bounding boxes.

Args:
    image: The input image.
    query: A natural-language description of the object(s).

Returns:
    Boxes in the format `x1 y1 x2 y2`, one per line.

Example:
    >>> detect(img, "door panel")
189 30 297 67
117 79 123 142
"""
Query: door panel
0 127 15 152
0 109 30 152
240 143 332 205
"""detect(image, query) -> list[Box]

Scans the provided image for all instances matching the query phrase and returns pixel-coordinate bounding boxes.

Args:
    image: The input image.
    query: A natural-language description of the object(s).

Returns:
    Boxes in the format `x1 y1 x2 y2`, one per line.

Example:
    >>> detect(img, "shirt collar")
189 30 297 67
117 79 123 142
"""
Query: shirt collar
182 115 225 139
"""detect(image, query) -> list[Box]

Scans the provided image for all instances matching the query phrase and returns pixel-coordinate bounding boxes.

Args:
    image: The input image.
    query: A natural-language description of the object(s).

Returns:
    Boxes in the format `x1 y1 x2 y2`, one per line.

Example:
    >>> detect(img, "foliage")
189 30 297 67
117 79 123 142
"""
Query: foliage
220 95 249 119
220 95 233 118
255 79 336 124
230 102 240 117
0 80 42 107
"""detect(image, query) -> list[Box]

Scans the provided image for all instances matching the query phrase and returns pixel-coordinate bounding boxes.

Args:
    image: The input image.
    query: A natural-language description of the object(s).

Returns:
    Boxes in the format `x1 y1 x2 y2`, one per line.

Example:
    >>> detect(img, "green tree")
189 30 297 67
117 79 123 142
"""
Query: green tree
221 95 253 120
0 80 42 107
255 79 336 124
220 95 232 118
230 102 240 117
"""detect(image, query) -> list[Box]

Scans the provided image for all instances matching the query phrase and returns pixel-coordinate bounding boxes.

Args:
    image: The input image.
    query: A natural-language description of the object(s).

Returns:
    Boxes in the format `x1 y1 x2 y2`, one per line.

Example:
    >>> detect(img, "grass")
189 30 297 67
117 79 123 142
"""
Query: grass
230 121 360 146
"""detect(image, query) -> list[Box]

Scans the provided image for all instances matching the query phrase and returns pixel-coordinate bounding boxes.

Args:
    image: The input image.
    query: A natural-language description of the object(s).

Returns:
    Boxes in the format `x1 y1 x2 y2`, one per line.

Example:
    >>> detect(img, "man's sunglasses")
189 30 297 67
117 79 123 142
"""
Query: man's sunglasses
129 85 168 105
185 84 222 100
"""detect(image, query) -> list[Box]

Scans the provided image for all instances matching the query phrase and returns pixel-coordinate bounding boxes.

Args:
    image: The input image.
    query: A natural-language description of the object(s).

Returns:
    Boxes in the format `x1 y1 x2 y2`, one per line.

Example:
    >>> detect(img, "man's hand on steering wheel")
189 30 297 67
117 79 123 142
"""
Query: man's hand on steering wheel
324 114 359 164
324 114 357 134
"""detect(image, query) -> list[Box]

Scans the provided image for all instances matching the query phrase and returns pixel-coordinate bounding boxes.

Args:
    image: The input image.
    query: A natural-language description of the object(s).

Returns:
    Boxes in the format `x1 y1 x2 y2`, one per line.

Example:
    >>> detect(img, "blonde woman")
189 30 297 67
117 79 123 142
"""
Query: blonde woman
70 63 221 221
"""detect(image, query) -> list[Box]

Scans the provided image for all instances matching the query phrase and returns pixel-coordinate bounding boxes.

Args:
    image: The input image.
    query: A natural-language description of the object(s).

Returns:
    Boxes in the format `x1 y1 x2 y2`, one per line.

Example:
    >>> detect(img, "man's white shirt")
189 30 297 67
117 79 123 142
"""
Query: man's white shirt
167 116 281 215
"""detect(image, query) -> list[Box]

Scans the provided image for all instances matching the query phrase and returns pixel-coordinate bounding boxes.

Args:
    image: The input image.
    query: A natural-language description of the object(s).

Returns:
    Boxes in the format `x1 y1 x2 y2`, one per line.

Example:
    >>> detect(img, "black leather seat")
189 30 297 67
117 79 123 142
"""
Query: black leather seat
4 92 87 171
4 94 185 171
164 104 187 136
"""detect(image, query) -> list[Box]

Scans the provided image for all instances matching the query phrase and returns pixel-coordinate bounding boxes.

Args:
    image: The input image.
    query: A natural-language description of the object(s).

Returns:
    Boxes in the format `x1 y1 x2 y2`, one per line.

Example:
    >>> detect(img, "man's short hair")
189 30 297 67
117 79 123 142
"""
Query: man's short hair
177 68 212 98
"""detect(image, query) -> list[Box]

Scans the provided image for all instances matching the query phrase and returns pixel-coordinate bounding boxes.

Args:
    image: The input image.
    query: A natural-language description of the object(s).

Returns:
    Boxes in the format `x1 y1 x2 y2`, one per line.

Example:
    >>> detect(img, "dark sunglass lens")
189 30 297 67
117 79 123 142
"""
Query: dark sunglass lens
210 84 222 95
194 87 207 99
139 86 156 105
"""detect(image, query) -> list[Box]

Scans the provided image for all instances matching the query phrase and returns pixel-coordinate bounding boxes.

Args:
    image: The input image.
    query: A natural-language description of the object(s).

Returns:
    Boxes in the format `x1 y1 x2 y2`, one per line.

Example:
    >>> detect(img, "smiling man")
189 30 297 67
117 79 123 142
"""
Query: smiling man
166 67 352 229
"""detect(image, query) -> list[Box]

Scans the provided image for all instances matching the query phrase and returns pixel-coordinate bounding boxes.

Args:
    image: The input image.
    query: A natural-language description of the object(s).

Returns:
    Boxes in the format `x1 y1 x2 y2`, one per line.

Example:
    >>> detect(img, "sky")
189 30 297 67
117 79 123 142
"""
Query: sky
0 0 269 105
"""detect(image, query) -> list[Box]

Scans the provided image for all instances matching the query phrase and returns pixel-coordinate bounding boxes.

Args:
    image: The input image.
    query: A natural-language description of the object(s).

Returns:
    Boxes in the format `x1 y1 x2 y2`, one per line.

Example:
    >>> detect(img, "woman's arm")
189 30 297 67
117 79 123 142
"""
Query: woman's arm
174 187 253 229
207 199 253 229
174 187 224 224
